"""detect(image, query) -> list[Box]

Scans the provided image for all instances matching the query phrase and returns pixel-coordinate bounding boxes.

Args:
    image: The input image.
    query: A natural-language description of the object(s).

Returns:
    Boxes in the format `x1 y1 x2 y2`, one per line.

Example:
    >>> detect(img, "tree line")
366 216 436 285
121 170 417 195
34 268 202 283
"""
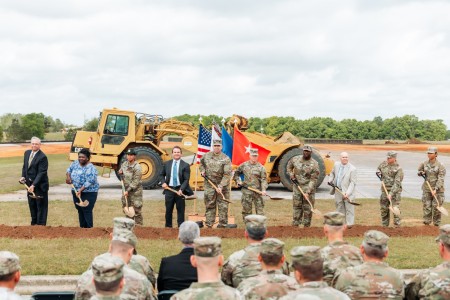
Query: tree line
173 114 450 141
1 113 449 142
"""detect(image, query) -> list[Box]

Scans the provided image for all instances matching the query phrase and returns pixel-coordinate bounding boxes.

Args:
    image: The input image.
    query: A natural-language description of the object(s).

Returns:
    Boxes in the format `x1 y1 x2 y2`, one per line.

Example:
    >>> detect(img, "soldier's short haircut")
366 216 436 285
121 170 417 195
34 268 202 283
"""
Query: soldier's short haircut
178 221 200 244
94 277 122 293
362 241 387 259
260 253 283 266
110 240 134 255
246 226 266 241
292 259 323 281
0 271 16 282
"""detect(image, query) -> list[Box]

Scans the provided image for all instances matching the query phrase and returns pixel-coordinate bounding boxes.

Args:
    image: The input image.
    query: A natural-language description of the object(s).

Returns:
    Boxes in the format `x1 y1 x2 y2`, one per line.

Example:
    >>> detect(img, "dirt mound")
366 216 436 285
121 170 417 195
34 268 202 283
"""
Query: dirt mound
0 224 439 240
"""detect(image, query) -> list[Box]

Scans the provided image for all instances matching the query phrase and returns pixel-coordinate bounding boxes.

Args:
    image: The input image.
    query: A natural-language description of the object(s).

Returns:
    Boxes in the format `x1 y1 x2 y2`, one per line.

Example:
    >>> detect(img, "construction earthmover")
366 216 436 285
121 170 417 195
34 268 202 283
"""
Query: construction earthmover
68 108 333 191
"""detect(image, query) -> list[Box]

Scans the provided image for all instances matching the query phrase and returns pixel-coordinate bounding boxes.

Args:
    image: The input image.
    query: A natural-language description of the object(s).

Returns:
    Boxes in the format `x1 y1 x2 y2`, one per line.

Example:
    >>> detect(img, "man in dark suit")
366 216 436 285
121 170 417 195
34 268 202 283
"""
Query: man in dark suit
19 137 49 225
160 146 193 228
157 221 199 296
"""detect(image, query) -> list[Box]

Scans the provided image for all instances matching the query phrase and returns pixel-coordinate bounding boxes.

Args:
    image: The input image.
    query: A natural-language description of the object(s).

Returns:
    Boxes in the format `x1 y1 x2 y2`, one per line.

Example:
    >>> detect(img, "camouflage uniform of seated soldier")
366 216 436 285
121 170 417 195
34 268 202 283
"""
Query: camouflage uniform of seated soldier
320 212 363 287
90 254 125 300
75 217 154 300
418 146 446 226
221 215 290 288
405 224 450 299
0 251 22 300
234 148 268 221
335 230 404 299
280 246 349 300
376 150 404 227
171 237 242 300
237 238 299 299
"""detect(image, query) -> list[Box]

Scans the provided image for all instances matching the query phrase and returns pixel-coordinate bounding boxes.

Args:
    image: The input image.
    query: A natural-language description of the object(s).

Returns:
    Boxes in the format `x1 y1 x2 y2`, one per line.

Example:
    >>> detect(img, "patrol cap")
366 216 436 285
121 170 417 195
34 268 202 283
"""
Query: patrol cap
245 215 267 231
194 237 221 257
323 211 345 226
92 254 124 283
302 145 312 152
364 230 389 248
0 251 20 276
126 148 137 155
290 246 322 265
435 224 450 245
112 217 137 248
427 146 438 154
260 238 284 256
387 151 397 158
250 148 259 156
213 139 222 146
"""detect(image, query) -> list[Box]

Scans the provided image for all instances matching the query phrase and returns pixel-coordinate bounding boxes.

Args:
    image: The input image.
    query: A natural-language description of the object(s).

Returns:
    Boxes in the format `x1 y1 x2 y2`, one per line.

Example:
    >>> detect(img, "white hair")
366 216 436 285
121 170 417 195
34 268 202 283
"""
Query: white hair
178 221 200 244
31 137 41 144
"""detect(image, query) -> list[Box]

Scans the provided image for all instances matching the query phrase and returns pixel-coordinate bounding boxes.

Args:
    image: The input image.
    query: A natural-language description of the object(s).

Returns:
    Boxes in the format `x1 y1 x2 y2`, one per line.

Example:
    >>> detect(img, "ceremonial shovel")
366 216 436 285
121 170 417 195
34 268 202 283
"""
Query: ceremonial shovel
71 184 89 207
202 174 232 203
120 178 135 218
291 179 322 215
376 173 401 216
19 180 42 199
420 174 449 216
240 184 286 200
164 186 197 200
327 182 361 206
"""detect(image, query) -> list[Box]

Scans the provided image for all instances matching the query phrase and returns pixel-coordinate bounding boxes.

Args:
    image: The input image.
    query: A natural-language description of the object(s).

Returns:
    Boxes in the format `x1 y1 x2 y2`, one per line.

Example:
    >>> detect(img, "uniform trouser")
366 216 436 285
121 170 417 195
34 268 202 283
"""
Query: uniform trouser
422 191 444 226
204 186 230 227
292 191 315 227
334 194 354 226
164 189 185 227
27 192 48 226
72 191 97 228
380 190 401 226
122 193 143 225
241 191 264 221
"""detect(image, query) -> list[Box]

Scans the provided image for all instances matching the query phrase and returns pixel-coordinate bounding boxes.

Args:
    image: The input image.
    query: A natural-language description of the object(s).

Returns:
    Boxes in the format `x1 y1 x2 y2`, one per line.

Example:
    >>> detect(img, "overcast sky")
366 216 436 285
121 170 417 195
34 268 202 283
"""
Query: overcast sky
1 0 449 128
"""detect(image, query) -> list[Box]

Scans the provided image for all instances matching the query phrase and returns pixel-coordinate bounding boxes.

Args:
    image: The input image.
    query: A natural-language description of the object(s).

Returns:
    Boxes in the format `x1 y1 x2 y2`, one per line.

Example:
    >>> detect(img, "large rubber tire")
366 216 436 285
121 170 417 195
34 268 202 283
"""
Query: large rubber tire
278 148 326 191
115 146 163 190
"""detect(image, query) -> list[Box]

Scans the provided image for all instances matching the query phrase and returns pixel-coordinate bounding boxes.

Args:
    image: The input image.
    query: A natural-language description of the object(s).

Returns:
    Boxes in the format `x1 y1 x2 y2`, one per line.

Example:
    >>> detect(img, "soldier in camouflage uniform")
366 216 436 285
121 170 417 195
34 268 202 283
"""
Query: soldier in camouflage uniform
320 212 363 287
335 230 404 299
376 150 404 227
287 145 320 227
234 148 268 221
199 139 232 228
90 254 125 300
237 238 299 299
75 217 154 300
280 246 349 300
0 251 22 300
405 224 450 299
119 148 144 225
171 237 242 300
222 215 290 288
418 146 446 226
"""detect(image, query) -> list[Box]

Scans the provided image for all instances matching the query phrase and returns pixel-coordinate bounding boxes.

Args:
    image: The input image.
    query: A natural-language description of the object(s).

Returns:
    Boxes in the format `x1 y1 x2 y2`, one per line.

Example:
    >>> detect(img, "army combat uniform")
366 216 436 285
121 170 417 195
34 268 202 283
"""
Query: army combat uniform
237 238 299 299
287 146 320 227
234 152 268 221
199 144 232 228
377 151 404 227
335 230 404 299
418 147 446 226
0 251 22 300
405 224 450 299
120 159 144 225
171 237 242 300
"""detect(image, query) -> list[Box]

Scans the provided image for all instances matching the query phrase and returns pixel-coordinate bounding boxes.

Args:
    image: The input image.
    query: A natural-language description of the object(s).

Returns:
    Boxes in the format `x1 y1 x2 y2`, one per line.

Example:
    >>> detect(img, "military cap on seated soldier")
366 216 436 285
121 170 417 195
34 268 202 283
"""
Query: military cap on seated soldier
91 254 125 296
436 224 450 245
0 251 22 300
363 230 389 249
194 236 222 257
112 218 138 248
323 211 346 226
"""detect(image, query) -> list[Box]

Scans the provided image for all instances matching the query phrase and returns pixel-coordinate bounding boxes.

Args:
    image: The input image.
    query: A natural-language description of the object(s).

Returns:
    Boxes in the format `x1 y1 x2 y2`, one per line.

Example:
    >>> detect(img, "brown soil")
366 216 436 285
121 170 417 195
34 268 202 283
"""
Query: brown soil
0 224 439 240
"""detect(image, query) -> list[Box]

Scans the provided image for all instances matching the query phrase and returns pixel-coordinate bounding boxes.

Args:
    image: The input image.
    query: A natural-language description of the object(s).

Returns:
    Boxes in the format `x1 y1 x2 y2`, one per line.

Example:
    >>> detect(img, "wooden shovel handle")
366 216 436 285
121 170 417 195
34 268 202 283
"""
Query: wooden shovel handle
203 175 231 203
292 180 320 214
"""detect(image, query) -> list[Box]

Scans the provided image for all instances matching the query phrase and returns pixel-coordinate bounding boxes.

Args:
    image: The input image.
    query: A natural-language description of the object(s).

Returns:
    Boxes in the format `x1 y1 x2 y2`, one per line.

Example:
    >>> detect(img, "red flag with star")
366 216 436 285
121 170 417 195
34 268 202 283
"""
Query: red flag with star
232 127 270 165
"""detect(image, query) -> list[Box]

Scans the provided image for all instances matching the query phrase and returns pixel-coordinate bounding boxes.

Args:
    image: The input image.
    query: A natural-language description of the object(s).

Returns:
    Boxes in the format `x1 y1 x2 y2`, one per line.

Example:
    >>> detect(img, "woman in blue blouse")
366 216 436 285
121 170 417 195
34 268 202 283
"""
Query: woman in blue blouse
65 148 99 228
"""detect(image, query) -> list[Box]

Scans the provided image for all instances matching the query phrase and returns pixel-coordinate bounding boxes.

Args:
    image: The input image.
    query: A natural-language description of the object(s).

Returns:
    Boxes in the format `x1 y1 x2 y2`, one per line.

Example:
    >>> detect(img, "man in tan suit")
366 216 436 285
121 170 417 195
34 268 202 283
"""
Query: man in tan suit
328 152 357 227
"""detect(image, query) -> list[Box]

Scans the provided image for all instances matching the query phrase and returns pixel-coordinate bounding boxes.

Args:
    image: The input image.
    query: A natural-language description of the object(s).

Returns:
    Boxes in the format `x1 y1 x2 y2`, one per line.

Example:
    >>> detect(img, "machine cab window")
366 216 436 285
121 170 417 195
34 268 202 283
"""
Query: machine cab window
104 115 129 135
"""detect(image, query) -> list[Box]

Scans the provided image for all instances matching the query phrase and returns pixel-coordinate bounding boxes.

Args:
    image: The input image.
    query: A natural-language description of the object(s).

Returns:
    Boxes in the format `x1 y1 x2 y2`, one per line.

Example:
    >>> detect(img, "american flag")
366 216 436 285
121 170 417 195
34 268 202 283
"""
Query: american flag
196 124 212 163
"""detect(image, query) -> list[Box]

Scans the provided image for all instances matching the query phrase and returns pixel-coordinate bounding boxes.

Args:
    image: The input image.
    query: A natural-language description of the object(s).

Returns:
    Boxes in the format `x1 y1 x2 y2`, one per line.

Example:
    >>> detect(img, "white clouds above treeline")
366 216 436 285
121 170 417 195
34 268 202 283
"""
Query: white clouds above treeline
1 0 449 127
